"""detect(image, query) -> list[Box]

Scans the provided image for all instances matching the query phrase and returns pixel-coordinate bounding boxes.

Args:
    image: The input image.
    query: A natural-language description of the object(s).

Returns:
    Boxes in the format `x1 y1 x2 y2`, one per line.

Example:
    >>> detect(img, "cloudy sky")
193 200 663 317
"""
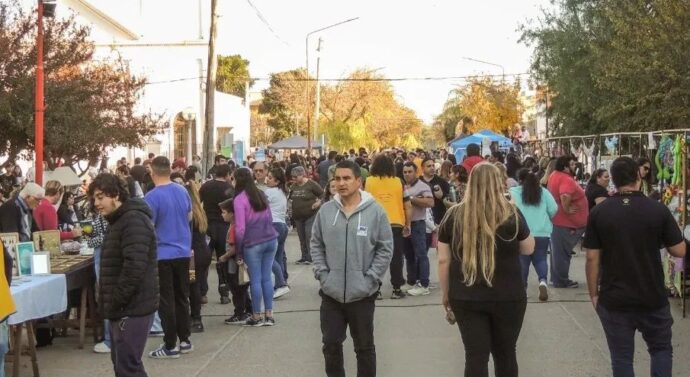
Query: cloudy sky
217 0 553 123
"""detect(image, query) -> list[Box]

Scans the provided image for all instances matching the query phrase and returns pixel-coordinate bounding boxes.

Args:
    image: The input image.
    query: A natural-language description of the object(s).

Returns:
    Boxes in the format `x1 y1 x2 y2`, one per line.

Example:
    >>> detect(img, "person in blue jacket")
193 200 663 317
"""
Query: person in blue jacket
509 168 558 301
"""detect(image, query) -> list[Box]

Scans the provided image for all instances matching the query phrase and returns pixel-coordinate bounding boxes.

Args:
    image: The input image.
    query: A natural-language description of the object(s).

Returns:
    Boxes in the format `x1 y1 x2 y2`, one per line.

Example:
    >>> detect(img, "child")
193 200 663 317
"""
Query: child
218 198 252 324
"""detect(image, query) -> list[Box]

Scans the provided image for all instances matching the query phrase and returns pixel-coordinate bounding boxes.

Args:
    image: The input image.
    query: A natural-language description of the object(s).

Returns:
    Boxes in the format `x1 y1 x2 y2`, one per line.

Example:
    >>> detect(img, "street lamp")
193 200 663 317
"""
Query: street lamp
183 107 196 163
304 17 359 153
462 56 505 80
35 0 56 185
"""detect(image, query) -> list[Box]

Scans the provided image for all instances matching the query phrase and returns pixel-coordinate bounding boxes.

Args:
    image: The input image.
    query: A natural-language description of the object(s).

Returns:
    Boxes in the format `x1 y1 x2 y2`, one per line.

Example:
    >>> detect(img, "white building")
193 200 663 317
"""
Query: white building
29 0 250 165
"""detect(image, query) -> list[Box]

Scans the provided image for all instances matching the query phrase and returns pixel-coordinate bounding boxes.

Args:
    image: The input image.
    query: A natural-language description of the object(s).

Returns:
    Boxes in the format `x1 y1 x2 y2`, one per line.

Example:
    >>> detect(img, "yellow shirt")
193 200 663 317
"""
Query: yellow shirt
0 242 16 321
365 176 406 226
413 158 424 177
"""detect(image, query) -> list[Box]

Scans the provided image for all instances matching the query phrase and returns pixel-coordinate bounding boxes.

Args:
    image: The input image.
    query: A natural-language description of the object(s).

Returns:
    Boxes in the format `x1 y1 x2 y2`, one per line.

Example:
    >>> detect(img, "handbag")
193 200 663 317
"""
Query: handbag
238 263 251 285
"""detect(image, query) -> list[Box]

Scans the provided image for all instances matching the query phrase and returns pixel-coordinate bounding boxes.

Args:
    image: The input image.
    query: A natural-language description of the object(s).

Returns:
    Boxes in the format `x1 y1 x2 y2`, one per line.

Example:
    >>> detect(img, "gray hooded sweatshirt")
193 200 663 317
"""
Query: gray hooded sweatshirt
310 190 393 303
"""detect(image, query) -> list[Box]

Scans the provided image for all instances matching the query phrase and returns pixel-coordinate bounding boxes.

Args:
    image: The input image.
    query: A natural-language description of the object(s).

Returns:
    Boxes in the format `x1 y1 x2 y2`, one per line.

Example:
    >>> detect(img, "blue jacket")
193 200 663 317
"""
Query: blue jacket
509 186 558 237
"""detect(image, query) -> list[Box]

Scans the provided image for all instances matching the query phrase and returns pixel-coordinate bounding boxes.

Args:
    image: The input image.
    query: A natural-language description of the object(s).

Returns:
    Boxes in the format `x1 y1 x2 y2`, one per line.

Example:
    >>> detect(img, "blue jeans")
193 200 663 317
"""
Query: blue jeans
272 222 289 284
244 239 278 314
404 220 430 287
520 237 549 286
94 247 112 347
597 303 673 377
0 319 8 377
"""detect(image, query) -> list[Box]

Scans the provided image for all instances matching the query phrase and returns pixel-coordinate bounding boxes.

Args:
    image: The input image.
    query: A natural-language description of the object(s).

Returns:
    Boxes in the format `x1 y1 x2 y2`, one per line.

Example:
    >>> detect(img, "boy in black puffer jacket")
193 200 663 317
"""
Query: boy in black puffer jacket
89 173 158 377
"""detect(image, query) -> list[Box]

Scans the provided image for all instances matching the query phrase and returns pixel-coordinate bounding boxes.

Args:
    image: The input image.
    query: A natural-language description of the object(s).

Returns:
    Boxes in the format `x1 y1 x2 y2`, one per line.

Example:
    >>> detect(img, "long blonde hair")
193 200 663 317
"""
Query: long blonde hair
186 181 208 234
440 162 519 287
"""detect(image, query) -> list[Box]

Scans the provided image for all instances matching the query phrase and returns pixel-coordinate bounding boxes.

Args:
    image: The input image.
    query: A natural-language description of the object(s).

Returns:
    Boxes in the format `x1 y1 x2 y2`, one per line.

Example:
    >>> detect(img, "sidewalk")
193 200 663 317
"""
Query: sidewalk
11 233 690 376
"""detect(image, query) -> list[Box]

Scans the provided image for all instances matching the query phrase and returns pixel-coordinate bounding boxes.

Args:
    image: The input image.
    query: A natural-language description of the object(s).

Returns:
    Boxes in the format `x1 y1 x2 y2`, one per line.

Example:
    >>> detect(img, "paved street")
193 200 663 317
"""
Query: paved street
12 232 690 377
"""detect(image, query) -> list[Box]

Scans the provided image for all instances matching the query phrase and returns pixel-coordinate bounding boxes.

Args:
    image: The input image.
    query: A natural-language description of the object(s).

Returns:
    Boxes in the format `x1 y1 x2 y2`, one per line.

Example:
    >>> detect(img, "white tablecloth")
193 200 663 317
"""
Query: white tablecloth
8 274 68 325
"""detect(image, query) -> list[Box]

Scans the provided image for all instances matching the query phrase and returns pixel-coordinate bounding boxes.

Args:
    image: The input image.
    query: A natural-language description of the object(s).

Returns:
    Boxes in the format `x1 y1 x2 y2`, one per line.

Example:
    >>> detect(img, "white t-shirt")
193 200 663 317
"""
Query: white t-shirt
265 187 287 224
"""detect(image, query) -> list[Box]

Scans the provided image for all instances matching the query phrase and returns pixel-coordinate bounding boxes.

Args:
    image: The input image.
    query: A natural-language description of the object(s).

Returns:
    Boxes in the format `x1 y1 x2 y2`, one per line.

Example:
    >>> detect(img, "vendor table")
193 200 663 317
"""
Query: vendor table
8 274 68 377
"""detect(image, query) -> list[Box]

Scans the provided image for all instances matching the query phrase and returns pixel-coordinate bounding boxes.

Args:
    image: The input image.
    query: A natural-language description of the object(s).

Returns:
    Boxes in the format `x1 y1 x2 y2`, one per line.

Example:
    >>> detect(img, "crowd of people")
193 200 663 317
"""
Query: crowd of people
0 142 686 377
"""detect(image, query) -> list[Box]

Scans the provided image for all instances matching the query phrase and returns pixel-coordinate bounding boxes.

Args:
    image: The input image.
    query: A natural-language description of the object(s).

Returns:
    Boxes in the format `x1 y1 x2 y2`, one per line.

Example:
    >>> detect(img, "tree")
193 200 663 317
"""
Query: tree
0 1 162 169
434 77 524 139
216 54 255 98
521 0 690 135
259 69 312 141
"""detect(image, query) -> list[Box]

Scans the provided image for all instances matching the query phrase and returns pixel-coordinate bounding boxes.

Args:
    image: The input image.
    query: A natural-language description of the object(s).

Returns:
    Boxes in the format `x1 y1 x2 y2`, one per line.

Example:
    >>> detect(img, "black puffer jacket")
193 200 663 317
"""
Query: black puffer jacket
100 198 159 320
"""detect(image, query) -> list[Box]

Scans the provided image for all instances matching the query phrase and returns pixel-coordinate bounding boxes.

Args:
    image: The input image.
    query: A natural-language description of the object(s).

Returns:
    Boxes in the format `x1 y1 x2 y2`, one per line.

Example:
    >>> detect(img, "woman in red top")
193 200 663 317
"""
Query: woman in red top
34 180 82 240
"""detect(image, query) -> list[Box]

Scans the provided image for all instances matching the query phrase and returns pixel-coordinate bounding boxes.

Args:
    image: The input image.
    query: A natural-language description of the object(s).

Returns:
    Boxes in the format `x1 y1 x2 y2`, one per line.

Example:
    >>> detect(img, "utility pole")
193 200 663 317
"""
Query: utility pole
35 0 45 185
203 0 219 175
313 37 322 153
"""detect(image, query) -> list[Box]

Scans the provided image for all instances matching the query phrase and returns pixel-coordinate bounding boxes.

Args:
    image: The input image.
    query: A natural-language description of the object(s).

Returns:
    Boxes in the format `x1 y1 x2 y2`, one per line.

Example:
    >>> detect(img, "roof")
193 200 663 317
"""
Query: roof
268 135 322 150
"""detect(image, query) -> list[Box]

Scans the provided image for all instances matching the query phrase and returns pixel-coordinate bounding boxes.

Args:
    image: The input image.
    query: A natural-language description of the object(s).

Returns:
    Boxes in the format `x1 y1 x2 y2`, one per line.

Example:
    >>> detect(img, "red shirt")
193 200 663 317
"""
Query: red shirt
547 171 588 228
462 156 484 173
33 198 74 240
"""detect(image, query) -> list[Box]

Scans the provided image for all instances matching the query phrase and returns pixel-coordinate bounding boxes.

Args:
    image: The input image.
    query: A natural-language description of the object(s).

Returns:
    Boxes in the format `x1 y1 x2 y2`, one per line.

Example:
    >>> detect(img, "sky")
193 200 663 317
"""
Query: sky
217 0 553 123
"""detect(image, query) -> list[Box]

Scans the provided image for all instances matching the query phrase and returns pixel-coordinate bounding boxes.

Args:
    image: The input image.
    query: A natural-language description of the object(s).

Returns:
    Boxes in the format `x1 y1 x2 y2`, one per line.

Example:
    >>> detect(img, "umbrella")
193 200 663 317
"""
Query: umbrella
43 167 82 186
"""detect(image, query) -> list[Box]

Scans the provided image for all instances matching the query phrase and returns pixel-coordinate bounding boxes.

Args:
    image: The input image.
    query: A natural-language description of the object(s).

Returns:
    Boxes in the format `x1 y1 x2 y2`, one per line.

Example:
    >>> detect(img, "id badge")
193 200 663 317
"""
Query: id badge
357 225 368 237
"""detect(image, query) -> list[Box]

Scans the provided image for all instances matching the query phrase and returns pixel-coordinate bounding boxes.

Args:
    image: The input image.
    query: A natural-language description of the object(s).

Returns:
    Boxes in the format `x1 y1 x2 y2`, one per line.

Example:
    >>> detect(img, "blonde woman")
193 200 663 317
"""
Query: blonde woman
438 162 534 377
539 158 557 188
185 181 212 332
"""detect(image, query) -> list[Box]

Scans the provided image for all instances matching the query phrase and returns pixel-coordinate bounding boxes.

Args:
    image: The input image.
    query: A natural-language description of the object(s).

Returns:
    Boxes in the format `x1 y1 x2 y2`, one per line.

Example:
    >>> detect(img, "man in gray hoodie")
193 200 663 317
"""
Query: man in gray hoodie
311 159 393 377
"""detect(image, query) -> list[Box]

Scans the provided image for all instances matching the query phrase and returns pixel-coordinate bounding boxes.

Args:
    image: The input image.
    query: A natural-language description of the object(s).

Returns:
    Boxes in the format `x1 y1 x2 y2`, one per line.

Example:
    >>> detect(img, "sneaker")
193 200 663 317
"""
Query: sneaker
191 318 204 333
148 331 164 338
264 317 275 326
179 341 193 354
224 313 250 325
538 281 549 302
376 291 383 300
295 259 306 265
428 283 438 290
148 344 180 359
243 316 265 327
407 284 431 296
273 286 291 299
220 296 231 305
301 260 313 265
200 296 208 305
400 283 414 293
93 341 110 354
565 280 579 289
391 289 406 299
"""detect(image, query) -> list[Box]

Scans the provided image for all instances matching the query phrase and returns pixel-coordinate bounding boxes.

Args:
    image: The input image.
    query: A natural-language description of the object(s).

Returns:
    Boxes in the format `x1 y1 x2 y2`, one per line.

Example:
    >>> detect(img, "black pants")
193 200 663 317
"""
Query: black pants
208 221 230 298
158 258 192 349
450 300 527 377
390 226 405 289
320 291 376 377
229 272 251 316
189 243 212 319
110 313 155 377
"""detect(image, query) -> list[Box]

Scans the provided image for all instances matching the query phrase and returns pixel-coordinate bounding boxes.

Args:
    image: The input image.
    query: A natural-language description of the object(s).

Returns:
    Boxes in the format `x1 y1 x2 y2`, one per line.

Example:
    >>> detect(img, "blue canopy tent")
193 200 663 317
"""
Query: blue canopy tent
449 130 512 162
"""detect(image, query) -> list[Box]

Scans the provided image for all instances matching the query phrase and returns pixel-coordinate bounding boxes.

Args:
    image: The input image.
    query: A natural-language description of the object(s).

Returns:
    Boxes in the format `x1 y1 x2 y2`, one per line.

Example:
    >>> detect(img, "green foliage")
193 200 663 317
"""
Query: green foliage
521 0 690 135
0 1 162 168
216 54 255 98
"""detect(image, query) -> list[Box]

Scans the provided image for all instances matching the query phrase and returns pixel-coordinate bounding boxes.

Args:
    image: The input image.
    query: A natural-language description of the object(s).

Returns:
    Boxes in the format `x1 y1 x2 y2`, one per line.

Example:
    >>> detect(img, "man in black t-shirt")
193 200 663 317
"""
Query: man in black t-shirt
420 158 450 225
584 157 685 377
199 164 234 304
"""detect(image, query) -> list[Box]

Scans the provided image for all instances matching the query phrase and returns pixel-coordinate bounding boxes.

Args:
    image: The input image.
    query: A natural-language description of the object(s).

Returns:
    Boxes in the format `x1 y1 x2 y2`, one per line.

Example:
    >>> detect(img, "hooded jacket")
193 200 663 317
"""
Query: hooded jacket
100 198 159 320
310 190 393 303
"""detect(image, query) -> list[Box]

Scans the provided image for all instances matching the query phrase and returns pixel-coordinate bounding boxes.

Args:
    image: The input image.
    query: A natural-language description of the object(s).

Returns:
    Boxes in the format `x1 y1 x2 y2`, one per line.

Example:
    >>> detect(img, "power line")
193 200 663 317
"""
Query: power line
245 0 290 46
144 72 532 85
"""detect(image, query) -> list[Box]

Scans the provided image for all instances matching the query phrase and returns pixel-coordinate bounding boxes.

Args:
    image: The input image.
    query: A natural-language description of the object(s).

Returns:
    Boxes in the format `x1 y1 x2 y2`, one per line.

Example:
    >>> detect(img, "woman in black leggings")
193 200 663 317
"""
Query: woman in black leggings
437 162 535 377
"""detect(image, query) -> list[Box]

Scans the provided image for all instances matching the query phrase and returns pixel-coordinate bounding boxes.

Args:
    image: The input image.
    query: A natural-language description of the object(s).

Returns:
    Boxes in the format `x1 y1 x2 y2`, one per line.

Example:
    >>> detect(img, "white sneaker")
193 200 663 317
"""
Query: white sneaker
93 341 110 354
428 283 438 290
273 286 291 299
407 284 430 296
400 283 414 293
538 281 549 302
